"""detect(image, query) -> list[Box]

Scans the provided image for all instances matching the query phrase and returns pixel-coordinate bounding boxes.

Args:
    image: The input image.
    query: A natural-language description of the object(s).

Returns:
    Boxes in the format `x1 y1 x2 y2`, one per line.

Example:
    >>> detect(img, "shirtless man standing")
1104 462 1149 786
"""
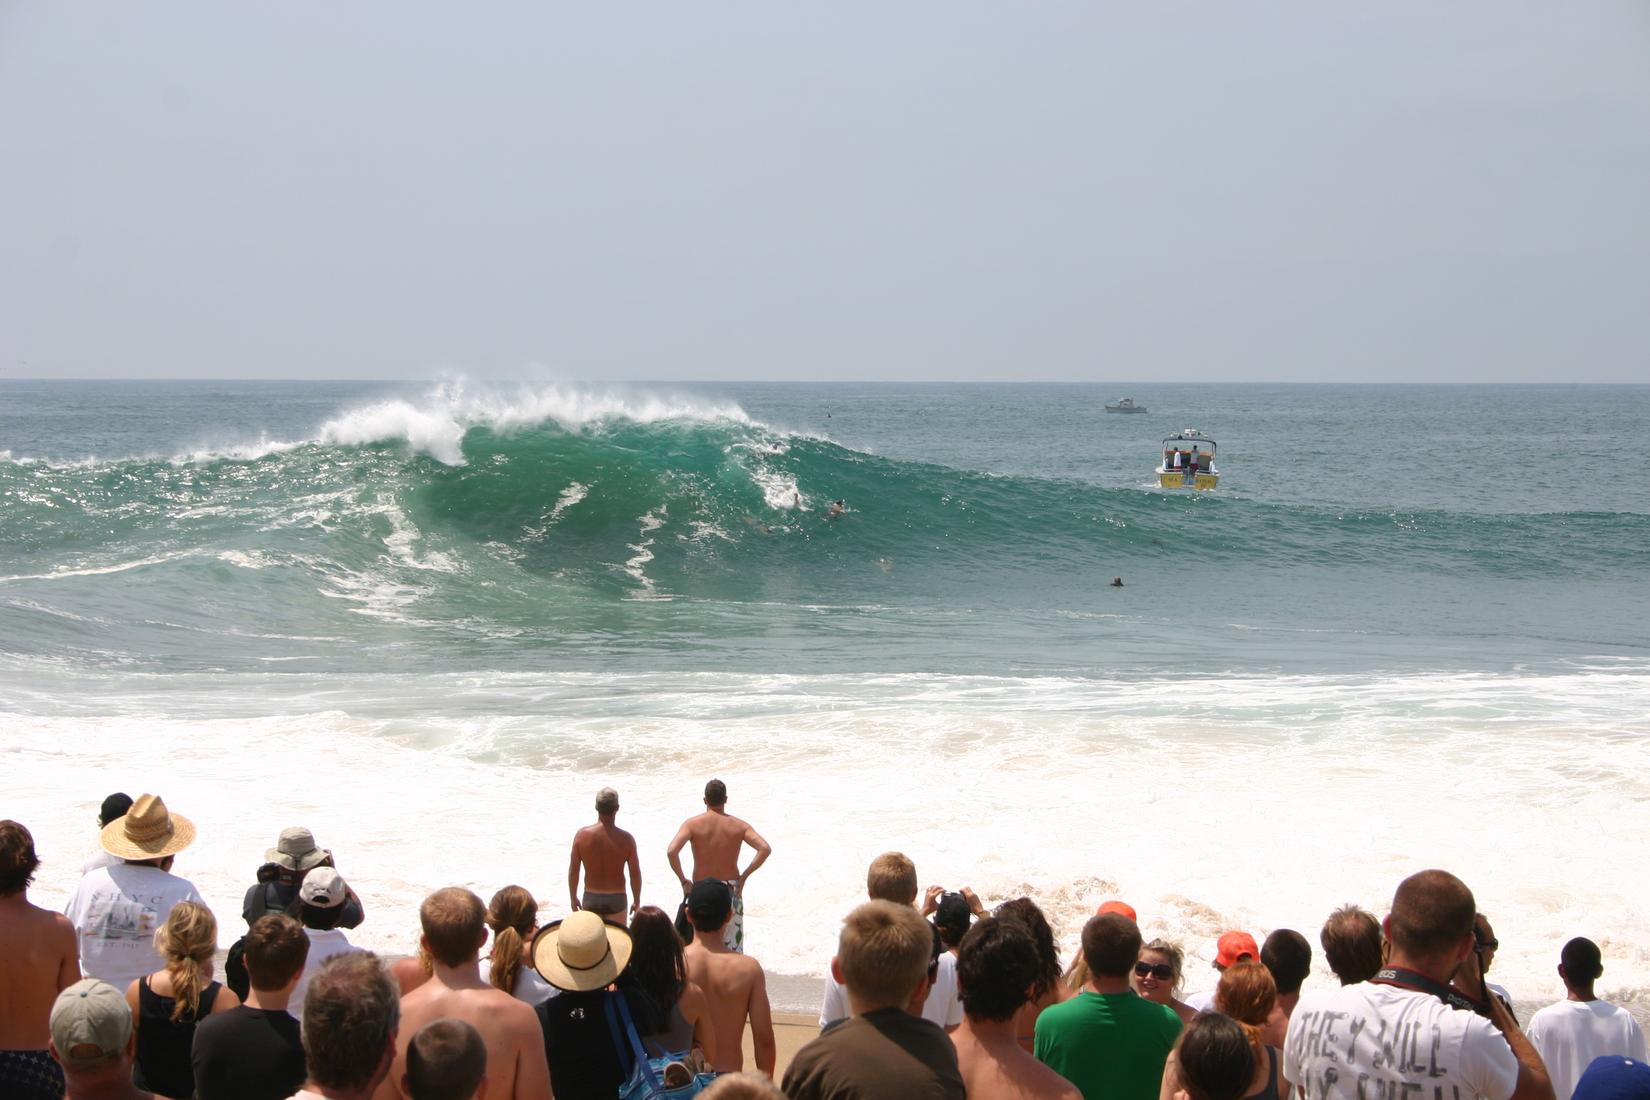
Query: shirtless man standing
683 880 776 1077
666 779 771 953
0 820 81 1100
568 787 642 926
371 888 550 1100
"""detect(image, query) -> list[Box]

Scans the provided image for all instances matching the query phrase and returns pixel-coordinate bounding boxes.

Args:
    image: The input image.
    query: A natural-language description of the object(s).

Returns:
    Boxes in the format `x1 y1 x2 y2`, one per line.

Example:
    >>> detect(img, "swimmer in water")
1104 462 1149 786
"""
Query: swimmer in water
1110 577 1124 588
825 500 845 520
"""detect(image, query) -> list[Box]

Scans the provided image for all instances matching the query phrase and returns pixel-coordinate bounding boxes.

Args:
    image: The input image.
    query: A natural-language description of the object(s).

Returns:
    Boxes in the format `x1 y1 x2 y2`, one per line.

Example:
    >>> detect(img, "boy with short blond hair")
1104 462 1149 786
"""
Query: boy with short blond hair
784 901 965 1100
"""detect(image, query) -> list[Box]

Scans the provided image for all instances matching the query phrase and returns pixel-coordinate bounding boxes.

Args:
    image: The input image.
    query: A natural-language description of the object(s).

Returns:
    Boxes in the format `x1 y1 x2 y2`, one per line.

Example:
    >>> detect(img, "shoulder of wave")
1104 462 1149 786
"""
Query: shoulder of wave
0 439 307 468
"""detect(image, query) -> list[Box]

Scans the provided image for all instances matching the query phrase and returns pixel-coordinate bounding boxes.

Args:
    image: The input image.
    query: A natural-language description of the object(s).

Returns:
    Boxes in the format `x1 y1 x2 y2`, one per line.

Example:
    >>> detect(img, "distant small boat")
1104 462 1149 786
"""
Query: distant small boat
1104 397 1147 414
1157 429 1219 490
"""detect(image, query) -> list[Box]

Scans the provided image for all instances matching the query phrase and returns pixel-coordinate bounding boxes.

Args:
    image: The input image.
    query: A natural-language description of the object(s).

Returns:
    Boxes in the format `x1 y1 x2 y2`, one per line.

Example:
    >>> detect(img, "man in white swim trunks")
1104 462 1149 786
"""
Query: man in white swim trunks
666 779 771 953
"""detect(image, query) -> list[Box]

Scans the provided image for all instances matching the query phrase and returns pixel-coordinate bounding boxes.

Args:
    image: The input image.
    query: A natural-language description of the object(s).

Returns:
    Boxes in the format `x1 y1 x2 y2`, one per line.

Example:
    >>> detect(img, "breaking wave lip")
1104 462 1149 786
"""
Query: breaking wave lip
2 382 766 468
313 381 759 466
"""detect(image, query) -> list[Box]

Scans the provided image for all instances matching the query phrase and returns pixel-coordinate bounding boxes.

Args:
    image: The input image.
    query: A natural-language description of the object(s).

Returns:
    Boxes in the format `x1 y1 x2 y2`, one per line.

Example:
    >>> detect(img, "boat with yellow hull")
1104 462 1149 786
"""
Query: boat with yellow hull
1157 429 1219 490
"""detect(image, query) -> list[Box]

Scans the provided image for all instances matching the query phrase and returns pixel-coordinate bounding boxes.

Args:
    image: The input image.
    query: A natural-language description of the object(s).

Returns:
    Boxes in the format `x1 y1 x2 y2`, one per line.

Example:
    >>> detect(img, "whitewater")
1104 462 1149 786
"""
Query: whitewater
3 379 1649 1015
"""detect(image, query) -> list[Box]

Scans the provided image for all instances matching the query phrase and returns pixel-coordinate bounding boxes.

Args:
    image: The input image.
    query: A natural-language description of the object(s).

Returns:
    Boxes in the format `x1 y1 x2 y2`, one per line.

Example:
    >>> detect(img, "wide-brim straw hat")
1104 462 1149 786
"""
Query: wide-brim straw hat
531 911 633 992
99 794 196 860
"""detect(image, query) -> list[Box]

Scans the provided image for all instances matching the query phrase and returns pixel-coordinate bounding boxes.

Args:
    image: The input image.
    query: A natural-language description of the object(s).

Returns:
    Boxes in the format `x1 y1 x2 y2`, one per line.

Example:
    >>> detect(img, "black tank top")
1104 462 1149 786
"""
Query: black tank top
1243 1046 1282 1100
132 975 221 1099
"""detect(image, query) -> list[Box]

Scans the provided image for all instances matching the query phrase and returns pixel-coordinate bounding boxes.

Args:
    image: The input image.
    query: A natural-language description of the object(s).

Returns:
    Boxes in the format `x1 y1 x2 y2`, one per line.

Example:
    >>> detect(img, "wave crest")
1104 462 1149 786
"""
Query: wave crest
316 381 755 466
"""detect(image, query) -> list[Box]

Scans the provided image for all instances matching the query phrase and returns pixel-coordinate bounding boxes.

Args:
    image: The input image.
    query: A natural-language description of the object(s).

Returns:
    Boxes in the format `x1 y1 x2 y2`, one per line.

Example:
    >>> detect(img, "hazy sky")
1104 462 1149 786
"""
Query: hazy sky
2 3 1647 383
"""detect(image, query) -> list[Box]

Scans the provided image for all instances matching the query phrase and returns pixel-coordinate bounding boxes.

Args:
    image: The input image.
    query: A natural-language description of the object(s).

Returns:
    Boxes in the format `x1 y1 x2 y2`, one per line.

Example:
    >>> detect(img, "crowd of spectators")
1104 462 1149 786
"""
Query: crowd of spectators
3 788 1645 1100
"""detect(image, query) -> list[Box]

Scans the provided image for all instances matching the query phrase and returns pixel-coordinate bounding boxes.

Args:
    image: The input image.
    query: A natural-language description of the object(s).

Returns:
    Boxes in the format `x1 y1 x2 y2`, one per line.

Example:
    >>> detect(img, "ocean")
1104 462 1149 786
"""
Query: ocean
3 379 1648 1014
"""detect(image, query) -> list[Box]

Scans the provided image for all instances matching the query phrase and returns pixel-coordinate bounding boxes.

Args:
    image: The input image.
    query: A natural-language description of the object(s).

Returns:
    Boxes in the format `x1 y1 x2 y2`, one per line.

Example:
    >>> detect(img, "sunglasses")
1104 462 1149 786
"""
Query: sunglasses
1477 939 1499 951
1134 962 1175 981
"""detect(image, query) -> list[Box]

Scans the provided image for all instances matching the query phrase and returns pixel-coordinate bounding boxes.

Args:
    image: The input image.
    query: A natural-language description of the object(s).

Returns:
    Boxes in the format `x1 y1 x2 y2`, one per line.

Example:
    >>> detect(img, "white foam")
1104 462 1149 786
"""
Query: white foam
524 482 590 540
621 509 667 596
0 551 199 585
7 666 1649 1017
727 441 806 511
317 381 755 467
215 550 271 570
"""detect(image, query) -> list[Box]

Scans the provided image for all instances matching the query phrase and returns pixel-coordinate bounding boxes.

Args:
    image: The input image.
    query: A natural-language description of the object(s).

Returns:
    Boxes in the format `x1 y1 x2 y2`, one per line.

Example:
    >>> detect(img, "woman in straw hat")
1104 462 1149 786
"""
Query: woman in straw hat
532 910 650 1099
126 901 239 1099
64 794 205 992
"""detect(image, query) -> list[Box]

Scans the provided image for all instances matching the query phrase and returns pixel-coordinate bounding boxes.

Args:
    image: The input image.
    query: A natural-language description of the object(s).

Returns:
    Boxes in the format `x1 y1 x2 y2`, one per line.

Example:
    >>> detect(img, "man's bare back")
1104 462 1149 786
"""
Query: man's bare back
951 1020 1082 1100
572 822 635 892
683 939 775 1076
681 813 752 881
0 894 80 1050
570 823 638 895
374 977 550 1100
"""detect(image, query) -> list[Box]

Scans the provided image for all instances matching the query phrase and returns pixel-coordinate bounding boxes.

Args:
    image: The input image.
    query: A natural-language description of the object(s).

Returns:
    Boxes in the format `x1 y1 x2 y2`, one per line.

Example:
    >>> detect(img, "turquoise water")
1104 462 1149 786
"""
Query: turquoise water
5 380 1649 999
2 380 1647 680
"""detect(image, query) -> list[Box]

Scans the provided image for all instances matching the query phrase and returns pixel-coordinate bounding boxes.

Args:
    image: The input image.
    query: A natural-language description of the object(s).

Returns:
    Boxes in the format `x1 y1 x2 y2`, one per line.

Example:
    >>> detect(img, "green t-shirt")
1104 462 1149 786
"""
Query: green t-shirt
1034 990 1183 1100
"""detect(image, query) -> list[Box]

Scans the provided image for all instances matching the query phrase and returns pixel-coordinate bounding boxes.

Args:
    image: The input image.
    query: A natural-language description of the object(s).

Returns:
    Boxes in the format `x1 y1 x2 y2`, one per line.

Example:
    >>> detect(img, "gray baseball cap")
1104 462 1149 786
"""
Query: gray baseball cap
50 980 131 1068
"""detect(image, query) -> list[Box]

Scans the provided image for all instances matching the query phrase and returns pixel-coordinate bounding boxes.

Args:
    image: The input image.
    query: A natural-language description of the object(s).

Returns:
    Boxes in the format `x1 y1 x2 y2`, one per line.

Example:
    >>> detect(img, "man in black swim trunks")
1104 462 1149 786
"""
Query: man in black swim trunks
569 788 642 925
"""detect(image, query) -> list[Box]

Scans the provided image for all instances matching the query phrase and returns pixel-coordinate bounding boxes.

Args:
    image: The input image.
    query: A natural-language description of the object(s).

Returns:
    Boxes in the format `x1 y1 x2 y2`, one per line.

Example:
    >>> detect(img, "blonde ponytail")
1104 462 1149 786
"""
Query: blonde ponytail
154 901 218 1022
486 886 538 996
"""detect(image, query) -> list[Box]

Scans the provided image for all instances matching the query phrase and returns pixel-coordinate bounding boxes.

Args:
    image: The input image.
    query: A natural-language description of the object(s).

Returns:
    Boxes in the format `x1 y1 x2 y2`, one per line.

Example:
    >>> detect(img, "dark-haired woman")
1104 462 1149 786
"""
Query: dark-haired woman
1162 1013 1257 1100
628 905 716 1066
1161 961 1287 1100
995 897 1069 1053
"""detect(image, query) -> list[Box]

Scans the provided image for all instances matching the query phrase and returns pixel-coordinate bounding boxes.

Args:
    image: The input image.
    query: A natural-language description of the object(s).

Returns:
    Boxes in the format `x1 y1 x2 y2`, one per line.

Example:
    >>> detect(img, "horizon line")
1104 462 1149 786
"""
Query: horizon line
4 376 1648 387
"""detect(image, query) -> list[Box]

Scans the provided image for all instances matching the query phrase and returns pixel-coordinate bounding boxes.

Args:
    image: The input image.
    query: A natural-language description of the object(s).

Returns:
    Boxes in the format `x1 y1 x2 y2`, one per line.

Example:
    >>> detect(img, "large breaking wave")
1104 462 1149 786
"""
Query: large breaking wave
2 383 1644 599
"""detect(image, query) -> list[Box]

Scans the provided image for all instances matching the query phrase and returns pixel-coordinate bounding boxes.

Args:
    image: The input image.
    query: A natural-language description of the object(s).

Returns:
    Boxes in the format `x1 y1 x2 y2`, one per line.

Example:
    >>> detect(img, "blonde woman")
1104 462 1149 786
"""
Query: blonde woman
1133 938 1198 1024
125 900 239 1099
482 885 557 1005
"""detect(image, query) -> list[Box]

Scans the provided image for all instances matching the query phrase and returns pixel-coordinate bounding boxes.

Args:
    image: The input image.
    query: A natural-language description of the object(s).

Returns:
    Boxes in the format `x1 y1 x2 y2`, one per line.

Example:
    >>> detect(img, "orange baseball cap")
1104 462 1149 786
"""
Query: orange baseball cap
1215 931 1260 968
1096 900 1138 923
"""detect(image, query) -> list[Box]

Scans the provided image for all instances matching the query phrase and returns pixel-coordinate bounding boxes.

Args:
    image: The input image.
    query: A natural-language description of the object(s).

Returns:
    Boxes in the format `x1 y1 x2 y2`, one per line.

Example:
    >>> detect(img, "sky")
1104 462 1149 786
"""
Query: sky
2 2 1647 383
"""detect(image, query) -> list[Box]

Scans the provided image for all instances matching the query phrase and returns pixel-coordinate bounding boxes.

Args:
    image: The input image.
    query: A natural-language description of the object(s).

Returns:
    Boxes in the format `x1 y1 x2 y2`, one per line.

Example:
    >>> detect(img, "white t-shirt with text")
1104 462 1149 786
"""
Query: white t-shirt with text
64 863 205 990
1526 999 1648 1100
1285 982 1519 1100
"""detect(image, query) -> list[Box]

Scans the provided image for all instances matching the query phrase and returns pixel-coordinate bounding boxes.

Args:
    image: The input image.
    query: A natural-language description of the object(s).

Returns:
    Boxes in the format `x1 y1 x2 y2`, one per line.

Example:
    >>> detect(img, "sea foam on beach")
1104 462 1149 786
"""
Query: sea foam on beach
7 664 1649 1017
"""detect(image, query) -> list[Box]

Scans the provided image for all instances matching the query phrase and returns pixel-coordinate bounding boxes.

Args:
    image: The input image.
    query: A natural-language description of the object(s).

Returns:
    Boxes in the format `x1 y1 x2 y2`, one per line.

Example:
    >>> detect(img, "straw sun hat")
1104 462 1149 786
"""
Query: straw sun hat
531 911 633 992
99 794 196 860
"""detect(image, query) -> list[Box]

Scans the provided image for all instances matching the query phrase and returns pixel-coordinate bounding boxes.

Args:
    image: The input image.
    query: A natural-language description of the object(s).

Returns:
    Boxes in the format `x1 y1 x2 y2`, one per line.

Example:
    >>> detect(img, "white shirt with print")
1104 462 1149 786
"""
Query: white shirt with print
1286 982 1519 1100
64 863 204 990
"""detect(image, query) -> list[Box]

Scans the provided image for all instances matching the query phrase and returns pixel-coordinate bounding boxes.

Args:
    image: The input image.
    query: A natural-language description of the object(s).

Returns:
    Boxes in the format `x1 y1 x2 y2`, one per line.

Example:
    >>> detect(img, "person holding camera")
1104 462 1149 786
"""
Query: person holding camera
1284 870 1554 1100
242 828 365 929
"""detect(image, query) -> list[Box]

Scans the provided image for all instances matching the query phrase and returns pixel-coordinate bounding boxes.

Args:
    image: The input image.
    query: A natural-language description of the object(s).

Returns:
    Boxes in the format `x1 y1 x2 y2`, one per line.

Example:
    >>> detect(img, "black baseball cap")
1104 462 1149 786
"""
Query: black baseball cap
98 793 133 828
